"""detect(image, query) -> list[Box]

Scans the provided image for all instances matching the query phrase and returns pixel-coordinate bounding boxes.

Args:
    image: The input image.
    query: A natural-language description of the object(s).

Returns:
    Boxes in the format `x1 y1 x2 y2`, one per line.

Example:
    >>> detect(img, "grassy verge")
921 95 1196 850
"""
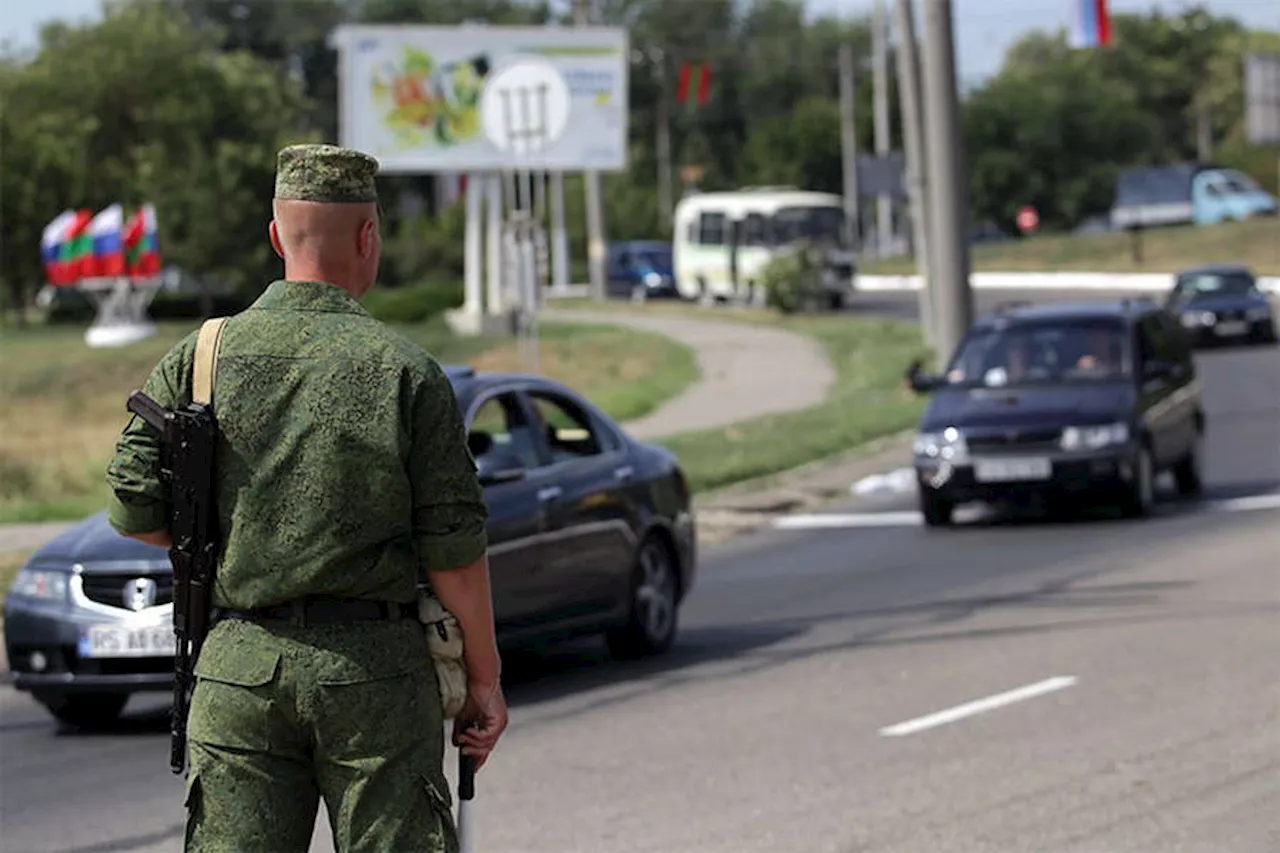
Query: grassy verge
861 217 1280 276
552 300 930 493
0 317 696 523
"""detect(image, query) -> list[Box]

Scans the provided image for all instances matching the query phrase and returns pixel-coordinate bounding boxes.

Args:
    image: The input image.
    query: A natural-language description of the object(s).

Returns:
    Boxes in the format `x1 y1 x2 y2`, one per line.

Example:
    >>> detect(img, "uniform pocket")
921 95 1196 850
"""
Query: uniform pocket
315 657 432 757
188 641 281 751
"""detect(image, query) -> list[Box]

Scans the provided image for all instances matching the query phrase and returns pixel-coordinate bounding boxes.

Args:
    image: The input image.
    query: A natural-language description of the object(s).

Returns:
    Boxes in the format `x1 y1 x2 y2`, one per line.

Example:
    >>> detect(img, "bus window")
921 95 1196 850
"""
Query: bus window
772 206 847 247
742 213 768 247
698 212 727 246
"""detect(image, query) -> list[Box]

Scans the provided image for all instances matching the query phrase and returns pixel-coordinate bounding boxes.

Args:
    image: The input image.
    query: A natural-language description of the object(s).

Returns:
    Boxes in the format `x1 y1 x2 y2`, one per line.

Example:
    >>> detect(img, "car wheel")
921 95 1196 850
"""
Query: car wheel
606 536 679 660
1120 445 1156 517
1173 432 1204 497
37 692 129 728
920 493 954 527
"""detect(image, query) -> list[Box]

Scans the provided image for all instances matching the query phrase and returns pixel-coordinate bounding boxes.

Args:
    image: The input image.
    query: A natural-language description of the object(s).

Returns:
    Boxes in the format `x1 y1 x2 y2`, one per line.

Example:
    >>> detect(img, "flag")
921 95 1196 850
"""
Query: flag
41 210 78 286
55 209 95 286
676 61 711 107
1069 0 1111 49
83 204 127 278
124 204 161 278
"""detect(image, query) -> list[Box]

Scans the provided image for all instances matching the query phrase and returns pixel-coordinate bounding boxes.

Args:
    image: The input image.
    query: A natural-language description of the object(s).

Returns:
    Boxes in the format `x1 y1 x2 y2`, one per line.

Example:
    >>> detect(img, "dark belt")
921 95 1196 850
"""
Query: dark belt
214 597 416 627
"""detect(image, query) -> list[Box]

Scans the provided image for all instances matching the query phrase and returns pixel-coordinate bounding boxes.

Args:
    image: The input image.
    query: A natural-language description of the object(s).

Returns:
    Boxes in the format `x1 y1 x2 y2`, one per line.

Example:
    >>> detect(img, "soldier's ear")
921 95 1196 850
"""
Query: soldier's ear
268 220 286 260
357 217 377 259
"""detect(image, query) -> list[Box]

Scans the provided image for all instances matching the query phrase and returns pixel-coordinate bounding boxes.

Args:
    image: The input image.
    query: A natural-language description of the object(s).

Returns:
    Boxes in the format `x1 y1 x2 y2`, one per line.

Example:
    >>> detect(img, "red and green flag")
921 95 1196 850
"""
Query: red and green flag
676 60 711 108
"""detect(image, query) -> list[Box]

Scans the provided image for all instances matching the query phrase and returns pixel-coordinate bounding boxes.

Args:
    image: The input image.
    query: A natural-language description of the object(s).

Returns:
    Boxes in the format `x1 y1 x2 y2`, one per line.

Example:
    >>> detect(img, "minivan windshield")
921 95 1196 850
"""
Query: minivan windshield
944 319 1131 388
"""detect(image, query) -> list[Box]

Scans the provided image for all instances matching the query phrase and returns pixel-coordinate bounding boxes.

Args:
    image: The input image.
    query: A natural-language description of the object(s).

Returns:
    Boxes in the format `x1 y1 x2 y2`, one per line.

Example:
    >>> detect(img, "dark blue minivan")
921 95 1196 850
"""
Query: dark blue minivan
607 241 679 302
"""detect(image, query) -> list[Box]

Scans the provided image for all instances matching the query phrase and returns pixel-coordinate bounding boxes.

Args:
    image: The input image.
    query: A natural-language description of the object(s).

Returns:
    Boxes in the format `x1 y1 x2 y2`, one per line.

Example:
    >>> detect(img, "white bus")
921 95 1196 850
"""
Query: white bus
671 187 857 307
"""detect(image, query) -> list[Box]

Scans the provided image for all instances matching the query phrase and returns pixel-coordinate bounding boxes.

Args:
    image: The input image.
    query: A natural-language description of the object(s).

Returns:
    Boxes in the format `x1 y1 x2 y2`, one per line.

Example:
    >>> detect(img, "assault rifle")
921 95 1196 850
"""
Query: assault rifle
126 390 219 775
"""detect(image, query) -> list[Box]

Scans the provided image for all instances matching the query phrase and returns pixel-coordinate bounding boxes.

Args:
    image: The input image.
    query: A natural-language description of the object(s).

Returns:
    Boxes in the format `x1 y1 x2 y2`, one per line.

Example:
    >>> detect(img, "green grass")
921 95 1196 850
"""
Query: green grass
0 317 696 523
862 217 1280 276
552 301 930 493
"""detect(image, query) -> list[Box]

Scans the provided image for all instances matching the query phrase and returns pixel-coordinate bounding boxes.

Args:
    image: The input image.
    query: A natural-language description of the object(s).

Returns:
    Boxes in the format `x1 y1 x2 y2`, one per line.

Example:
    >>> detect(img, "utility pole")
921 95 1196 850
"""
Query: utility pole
654 48 674 231
838 43 861 252
872 0 893 258
892 0 935 347
920 0 973 361
574 0 608 300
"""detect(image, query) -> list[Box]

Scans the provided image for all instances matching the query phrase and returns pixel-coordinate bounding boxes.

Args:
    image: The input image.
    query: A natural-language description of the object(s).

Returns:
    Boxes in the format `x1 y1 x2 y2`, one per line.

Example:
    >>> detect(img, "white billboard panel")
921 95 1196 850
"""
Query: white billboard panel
332 25 629 173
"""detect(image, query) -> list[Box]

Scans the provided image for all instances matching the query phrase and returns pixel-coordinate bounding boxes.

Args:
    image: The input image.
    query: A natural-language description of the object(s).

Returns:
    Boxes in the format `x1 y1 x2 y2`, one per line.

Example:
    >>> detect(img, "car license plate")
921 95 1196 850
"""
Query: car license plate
79 625 175 658
973 457 1052 483
1215 321 1247 336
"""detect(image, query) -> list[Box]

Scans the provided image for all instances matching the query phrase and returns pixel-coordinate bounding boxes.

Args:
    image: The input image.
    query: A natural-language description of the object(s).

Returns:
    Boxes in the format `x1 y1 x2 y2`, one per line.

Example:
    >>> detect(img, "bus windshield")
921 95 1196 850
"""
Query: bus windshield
771 206 848 248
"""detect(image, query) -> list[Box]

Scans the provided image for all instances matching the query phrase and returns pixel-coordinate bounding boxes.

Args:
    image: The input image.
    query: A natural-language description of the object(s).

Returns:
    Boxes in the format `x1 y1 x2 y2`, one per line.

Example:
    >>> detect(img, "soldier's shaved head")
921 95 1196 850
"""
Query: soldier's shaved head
268 144 383 298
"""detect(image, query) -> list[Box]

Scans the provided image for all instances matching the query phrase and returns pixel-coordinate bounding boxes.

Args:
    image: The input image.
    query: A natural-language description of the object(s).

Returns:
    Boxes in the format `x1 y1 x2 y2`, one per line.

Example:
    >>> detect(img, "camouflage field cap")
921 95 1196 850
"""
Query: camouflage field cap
274 143 380 203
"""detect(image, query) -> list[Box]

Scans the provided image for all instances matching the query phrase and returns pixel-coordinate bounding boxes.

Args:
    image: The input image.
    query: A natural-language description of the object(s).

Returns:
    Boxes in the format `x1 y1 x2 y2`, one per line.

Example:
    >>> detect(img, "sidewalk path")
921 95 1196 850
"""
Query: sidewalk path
544 309 836 439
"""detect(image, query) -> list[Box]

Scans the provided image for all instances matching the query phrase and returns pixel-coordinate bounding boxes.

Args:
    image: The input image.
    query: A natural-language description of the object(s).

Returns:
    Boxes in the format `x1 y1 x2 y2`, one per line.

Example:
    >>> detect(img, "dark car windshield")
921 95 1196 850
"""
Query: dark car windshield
771 206 848 248
633 247 672 270
1172 271 1258 300
944 319 1131 388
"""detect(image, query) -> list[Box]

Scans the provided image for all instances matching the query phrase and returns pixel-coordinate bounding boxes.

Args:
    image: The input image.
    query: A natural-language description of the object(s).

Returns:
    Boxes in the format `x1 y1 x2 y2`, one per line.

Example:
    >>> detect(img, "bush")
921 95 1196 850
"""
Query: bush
760 243 827 314
362 280 464 324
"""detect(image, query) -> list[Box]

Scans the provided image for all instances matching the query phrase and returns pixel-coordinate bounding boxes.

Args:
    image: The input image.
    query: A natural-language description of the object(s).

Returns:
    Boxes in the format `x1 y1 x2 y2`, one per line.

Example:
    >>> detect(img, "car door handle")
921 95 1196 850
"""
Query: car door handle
613 466 634 481
537 486 563 502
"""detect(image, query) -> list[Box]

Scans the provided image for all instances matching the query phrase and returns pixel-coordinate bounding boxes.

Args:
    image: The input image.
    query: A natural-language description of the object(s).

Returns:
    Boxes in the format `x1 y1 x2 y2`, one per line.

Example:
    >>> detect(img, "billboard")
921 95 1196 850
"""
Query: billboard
1244 52 1280 147
331 25 630 173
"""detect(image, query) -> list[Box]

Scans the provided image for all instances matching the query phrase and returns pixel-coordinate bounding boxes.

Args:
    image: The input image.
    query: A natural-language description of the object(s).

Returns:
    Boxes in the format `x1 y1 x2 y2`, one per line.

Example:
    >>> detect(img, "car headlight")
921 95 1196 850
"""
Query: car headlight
644 271 663 287
913 426 968 461
1181 311 1215 327
1246 306 1271 321
1061 422 1130 451
9 568 69 602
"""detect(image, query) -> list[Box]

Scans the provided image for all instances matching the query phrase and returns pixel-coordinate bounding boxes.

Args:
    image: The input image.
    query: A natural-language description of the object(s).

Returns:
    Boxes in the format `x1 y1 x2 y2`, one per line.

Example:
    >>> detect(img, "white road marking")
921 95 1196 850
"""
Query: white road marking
773 492 1280 530
879 676 1079 737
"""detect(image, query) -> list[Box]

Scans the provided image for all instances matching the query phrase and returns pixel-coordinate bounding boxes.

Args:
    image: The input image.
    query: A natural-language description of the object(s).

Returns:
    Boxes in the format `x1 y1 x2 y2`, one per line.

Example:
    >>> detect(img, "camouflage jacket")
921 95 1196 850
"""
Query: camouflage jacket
105 279 488 609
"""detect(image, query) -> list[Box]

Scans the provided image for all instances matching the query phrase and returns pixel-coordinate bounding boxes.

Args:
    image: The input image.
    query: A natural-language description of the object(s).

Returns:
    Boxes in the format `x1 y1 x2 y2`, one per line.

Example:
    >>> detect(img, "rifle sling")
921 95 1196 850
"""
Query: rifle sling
193 317 228 407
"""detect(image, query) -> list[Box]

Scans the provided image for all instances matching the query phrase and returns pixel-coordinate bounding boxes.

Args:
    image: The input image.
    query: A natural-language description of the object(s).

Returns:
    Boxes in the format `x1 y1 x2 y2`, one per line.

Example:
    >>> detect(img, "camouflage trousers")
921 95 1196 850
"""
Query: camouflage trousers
183 616 458 853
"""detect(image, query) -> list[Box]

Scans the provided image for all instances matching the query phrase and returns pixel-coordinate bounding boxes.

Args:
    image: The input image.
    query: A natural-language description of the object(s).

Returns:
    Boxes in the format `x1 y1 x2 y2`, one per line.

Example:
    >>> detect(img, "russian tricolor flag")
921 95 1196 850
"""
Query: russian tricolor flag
1069 0 1112 49
83 204 127 278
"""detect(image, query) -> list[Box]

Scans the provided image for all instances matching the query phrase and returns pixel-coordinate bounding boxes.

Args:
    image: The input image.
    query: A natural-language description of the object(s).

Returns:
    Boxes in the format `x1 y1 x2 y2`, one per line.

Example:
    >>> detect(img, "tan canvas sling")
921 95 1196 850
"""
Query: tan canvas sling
192 317 228 407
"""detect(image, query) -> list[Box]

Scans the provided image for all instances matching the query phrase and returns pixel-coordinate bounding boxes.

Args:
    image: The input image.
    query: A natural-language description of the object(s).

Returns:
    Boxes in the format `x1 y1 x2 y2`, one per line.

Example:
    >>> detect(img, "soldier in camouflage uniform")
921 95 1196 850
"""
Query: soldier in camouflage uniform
106 144 509 852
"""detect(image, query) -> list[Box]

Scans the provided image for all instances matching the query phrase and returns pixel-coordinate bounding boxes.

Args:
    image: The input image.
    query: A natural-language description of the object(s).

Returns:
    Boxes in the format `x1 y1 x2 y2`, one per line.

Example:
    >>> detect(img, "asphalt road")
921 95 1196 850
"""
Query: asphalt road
2 289 1278 852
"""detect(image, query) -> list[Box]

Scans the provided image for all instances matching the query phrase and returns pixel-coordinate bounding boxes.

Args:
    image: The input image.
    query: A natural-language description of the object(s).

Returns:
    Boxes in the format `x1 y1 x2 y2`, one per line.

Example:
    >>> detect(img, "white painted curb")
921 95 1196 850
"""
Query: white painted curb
857 272 1280 295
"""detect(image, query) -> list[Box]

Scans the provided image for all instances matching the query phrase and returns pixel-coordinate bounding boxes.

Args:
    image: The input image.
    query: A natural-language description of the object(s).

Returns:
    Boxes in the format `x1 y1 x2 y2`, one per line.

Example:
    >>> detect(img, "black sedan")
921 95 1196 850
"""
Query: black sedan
1166 264 1276 345
3 367 697 726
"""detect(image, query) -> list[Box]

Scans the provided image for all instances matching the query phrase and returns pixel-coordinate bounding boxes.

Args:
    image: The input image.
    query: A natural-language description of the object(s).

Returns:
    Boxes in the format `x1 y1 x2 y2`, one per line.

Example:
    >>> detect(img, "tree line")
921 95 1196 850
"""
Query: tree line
2 0 1276 320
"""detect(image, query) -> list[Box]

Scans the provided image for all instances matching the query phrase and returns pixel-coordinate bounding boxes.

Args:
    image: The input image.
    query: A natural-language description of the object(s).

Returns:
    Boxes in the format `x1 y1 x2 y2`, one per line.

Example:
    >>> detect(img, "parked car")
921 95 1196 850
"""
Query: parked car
1165 264 1276 346
607 240 679 302
905 299 1204 526
3 367 697 726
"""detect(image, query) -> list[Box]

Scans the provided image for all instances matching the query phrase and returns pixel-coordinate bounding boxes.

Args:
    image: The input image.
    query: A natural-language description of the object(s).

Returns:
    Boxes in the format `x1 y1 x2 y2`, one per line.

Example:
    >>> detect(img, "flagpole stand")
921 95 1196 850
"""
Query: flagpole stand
78 275 161 348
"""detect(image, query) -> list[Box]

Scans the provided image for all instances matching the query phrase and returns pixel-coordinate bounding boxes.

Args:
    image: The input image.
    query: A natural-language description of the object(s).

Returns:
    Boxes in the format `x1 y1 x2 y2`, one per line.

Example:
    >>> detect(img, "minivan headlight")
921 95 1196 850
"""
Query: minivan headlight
9 568 69 602
913 427 968 461
1061 422 1130 451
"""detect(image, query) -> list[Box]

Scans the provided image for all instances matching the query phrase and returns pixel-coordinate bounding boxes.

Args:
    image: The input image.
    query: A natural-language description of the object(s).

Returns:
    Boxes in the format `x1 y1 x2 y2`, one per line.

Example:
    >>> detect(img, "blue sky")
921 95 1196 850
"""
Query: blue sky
2 0 1276 83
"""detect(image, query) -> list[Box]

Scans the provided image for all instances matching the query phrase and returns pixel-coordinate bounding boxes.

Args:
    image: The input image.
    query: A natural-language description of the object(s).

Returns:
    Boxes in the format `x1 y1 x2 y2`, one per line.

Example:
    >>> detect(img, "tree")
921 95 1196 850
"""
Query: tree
0 0 312 317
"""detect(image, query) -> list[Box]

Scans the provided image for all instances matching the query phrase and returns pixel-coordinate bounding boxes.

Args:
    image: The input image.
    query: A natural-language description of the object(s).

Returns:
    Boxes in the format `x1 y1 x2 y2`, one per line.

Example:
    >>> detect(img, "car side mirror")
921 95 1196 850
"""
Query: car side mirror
476 449 526 486
905 358 941 394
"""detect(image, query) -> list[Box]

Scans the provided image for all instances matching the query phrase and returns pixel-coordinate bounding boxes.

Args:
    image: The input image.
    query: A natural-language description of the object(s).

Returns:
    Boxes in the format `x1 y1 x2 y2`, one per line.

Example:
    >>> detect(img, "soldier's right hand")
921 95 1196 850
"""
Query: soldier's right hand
453 681 508 771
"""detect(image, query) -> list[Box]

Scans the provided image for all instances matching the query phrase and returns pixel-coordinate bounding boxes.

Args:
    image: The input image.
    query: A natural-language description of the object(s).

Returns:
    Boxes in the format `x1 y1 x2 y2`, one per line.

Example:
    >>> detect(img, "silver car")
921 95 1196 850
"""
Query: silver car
3 512 174 726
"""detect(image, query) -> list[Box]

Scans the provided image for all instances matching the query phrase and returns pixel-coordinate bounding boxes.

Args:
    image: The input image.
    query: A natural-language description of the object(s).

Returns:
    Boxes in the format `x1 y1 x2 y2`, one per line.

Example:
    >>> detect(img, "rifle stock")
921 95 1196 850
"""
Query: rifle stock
126 389 219 775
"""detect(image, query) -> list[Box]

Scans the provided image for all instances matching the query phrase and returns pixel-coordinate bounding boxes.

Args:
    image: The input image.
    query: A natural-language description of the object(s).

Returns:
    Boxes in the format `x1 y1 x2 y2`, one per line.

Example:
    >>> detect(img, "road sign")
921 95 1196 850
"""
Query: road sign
1016 206 1039 234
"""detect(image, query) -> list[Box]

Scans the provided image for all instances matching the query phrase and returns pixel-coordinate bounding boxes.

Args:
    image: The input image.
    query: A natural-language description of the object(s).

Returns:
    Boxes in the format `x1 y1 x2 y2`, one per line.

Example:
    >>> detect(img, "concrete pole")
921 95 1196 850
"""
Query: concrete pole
872 0 893 257
920 0 973 361
550 171 569 291
485 175 504 315
574 0 608 299
655 49 674 231
891 0 935 347
462 173 484 319
838 43 862 252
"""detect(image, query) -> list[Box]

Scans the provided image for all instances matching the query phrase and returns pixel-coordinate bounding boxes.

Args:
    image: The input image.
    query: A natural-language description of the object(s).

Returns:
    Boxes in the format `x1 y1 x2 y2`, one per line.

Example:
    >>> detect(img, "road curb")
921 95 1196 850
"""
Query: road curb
856 272 1280 294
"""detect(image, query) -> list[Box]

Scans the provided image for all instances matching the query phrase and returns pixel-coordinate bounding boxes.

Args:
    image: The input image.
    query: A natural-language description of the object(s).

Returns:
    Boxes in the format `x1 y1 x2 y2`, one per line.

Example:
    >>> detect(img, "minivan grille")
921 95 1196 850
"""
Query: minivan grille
80 572 174 609
967 428 1062 453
